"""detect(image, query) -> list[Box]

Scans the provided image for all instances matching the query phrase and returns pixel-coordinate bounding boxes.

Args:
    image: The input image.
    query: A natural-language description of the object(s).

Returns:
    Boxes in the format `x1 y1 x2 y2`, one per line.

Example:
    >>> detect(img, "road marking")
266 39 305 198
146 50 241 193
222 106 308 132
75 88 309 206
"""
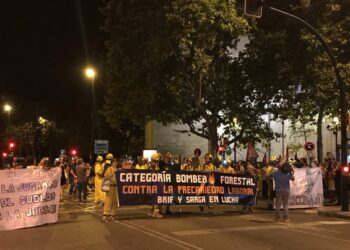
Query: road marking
83 209 203 250
118 221 204 250
172 220 350 236
173 225 283 236
285 228 350 244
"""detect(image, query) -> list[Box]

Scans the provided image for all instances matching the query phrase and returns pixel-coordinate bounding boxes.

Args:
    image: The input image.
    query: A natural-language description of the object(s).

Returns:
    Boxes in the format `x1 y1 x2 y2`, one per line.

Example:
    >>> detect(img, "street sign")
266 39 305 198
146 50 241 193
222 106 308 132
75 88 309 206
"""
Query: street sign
304 142 315 151
244 0 263 18
94 140 109 154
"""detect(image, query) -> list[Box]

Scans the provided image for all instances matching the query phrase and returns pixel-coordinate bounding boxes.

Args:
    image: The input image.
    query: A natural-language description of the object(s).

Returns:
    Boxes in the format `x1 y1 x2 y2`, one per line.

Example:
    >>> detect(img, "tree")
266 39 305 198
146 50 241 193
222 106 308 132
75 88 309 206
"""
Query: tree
240 0 350 162
102 0 275 153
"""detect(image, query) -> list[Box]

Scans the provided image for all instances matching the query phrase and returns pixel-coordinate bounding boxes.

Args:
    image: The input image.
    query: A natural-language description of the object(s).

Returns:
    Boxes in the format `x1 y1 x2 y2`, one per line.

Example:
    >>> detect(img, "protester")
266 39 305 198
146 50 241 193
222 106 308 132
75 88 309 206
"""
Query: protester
192 148 202 171
76 158 91 203
271 162 295 222
94 155 105 205
102 153 113 175
327 161 337 203
219 159 234 174
181 158 194 171
242 161 257 213
57 158 68 201
102 158 118 222
147 153 163 218
203 153 215 172
135 157 149 170
68 157 78 199
39 157 50 170
334 162 342 205
159 152 171 171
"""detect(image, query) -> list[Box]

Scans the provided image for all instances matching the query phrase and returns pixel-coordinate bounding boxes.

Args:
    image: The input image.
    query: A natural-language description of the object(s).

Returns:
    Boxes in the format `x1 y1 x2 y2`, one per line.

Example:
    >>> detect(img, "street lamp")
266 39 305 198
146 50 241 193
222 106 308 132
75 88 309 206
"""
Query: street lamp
38 116 48 125
85 67 97 159
326 117 341 161
3 104 12 124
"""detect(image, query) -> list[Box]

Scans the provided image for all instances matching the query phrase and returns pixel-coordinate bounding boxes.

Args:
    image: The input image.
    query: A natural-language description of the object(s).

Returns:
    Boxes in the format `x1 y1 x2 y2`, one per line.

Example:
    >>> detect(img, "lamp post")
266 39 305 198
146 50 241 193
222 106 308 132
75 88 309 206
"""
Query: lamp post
3 104 12 124
85 67 96 158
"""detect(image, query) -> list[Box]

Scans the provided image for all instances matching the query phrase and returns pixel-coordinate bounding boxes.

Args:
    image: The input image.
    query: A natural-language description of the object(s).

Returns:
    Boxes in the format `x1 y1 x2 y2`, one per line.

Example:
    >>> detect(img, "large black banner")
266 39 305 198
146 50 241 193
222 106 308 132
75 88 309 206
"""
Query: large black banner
116 170 257 206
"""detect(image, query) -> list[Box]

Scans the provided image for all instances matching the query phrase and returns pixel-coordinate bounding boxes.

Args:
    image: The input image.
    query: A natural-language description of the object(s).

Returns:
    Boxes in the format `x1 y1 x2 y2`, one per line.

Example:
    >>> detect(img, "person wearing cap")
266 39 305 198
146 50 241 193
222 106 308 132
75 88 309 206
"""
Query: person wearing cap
242 161 258 213
147 153 163 218
94 155 105 205
203 153 216 172
102 153 113 175
219 159 234 174
181 158 194 171
135 157 149 170
102 158 118 222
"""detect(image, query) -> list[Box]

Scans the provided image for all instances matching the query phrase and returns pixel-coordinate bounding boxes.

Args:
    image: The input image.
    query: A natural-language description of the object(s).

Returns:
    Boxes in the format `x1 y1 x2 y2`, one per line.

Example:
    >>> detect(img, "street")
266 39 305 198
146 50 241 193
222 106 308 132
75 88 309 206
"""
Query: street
1 196 350 250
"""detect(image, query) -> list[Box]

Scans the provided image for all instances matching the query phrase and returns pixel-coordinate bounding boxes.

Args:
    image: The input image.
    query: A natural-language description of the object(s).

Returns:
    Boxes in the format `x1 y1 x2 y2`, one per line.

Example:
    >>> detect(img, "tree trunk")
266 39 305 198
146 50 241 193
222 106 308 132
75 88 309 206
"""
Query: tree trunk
207 117 218 155
316 105 324 163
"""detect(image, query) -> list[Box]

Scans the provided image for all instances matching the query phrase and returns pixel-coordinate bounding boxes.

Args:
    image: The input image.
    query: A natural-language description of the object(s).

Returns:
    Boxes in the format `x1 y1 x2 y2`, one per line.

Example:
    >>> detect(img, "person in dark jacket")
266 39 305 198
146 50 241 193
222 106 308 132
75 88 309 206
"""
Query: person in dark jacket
272 163 295 222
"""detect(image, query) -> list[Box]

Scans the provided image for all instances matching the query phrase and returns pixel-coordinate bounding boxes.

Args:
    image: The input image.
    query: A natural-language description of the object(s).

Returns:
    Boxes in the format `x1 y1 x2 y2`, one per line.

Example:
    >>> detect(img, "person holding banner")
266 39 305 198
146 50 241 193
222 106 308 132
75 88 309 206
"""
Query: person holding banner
192 148 202 171
272 163 295 222
147 153 163 218
203 153 216 172
102 158 118 222
242 162 257 213
135 157 149 170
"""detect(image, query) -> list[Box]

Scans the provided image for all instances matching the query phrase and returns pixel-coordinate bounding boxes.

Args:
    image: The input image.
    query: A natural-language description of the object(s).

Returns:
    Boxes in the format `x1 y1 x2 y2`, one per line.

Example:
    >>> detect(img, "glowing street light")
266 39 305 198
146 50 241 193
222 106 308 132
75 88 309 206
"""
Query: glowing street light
85 67 96 79
3 104 12 124
38 116 48 125
84 66 97 158
4 104 12 112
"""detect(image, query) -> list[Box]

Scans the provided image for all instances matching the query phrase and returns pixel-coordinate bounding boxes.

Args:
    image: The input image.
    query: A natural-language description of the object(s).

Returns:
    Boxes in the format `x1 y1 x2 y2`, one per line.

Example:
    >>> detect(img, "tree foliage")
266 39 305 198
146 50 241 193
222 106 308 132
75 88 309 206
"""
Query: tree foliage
240 0 350 160
102 0 275 153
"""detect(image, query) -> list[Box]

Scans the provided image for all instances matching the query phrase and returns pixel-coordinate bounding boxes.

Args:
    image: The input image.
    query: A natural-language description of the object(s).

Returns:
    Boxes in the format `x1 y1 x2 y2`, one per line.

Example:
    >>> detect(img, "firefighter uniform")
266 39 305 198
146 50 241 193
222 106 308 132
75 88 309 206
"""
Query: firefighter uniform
94 155 105 204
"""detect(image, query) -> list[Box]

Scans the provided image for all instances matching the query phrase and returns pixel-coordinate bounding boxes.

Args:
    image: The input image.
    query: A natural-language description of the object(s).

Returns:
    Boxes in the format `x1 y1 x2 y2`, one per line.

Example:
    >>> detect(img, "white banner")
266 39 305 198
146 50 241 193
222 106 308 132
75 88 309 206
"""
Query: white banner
0 168 61 231
284 167 324 209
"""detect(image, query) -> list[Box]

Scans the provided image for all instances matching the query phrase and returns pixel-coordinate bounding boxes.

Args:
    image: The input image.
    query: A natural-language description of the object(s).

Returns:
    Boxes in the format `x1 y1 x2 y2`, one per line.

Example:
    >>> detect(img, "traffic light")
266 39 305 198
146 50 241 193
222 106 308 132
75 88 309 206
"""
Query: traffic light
218 145 225 154
70 149 78 156
244 0 263 18
8 142 16 151
343 165 349 175
2 152 8 158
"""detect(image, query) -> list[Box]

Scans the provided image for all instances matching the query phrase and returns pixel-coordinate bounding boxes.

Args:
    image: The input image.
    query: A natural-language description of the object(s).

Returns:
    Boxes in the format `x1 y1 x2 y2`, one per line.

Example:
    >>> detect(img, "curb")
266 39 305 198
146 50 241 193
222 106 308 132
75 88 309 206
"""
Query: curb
317 210 350 220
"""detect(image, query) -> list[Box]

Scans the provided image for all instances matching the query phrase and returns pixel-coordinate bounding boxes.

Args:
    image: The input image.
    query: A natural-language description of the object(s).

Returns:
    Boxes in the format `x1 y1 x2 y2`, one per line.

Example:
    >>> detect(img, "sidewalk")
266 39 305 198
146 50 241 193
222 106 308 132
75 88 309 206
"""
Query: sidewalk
256 198 350 220
317 205 350 220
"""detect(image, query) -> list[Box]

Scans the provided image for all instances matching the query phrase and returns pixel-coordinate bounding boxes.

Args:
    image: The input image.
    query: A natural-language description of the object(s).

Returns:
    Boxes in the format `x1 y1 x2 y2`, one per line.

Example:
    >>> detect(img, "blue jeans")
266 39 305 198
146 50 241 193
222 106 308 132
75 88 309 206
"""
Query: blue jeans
275 191 290 220
77 182 87 201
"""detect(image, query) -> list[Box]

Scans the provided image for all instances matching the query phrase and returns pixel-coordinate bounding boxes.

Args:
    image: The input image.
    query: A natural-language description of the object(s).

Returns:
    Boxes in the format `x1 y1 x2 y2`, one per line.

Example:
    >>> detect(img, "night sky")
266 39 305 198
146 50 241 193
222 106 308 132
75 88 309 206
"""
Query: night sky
0 0 105 126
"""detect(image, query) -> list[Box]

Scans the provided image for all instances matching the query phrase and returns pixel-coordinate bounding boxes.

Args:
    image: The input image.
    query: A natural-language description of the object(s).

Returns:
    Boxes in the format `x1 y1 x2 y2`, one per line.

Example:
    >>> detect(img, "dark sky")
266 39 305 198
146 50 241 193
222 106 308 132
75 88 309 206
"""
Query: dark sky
0 0 105 125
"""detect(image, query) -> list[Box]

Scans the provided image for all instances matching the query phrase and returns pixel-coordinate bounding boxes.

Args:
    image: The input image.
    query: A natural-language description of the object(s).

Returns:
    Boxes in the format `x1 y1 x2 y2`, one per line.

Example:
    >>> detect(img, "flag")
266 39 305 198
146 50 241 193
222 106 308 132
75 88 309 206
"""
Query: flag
246 143 259 161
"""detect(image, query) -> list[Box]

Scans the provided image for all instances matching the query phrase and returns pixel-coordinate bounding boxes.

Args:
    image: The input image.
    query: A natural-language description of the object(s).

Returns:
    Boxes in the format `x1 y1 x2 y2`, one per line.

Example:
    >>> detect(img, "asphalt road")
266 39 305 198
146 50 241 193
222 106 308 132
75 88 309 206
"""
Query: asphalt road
1 197 350 250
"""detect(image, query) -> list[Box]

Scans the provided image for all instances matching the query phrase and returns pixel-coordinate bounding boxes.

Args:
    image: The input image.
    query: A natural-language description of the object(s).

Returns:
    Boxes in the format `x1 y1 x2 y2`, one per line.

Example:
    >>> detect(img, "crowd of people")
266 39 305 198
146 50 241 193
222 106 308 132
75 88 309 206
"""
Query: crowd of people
1 148 342 223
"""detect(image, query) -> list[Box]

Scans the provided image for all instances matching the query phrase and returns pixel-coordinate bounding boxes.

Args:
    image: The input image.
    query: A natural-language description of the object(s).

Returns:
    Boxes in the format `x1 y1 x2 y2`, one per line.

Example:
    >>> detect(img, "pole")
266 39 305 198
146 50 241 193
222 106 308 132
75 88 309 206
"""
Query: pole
270 6 348 211
91 76 95 160
268 113 271 161
281 120 284 160
234 143 237 163
335 129 339 161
